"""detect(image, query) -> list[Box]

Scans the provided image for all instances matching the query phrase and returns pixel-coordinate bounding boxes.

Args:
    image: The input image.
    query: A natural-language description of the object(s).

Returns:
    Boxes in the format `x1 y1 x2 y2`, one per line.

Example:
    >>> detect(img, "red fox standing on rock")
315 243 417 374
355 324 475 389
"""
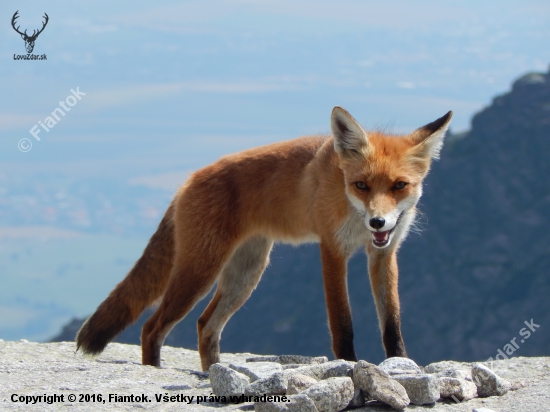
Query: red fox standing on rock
76 106 452 371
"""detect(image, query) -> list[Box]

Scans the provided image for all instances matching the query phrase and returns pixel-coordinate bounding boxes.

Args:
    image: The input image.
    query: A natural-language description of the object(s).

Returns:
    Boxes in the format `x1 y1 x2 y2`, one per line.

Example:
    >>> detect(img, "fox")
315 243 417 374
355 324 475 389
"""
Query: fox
76 106 452 371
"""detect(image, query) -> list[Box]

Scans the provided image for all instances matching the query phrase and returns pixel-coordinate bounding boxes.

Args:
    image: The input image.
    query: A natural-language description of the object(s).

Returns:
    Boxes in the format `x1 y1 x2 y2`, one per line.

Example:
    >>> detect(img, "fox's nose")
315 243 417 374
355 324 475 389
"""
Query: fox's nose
369 217 385 230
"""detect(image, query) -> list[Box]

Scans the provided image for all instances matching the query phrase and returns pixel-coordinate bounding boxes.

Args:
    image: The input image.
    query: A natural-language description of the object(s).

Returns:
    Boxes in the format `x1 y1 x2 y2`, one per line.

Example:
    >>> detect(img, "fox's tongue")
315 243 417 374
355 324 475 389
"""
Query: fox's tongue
373 231 389 243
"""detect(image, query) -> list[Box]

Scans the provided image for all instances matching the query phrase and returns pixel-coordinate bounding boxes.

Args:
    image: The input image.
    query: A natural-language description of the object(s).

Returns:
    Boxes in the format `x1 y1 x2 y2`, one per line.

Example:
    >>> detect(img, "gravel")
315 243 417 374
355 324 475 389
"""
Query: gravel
1 340 549 411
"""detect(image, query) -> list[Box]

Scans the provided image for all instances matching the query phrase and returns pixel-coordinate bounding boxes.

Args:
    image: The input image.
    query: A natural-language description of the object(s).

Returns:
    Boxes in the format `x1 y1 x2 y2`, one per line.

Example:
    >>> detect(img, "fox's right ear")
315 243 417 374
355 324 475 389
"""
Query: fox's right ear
331 106 369 157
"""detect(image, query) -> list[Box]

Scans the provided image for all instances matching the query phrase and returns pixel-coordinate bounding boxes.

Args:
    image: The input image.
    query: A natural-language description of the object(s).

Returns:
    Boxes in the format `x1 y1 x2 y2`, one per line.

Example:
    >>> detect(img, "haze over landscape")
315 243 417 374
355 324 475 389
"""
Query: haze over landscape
1 1 549 365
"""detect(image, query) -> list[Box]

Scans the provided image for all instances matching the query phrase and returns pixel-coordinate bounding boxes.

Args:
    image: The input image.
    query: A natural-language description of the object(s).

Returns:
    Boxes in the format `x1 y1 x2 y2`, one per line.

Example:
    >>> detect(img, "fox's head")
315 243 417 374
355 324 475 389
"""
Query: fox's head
331 106 452 250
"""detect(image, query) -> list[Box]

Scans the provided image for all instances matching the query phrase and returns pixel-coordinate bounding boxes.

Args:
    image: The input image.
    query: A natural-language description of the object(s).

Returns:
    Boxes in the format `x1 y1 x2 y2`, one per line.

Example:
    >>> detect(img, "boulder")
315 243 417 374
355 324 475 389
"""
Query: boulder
245 372 287 396
471 363 511 397
300 377 354 412
352 360 410 410
287 374 318 395
439 376 477 401
392 373 440 405
209 363 250 397
378 357 421 376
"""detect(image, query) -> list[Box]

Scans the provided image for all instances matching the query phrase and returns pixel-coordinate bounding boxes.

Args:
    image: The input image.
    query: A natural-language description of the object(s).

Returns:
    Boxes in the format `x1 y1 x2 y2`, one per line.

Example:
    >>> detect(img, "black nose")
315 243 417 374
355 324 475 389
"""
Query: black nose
369 217 385 230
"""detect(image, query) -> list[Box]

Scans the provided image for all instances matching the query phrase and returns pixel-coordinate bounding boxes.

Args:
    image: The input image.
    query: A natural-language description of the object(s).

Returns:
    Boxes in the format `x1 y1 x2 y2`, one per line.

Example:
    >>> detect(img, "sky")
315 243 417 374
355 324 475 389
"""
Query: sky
1 1 549 178
0 0 549 340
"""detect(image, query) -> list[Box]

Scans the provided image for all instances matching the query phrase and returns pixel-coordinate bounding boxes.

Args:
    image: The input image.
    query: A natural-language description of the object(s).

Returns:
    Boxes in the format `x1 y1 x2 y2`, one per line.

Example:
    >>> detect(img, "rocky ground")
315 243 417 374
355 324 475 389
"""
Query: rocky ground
0 340 549 411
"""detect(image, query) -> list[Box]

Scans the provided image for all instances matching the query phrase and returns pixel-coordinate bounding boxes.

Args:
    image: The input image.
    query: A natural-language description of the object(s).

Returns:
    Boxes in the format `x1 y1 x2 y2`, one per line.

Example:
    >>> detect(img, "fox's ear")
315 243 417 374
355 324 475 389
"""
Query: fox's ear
331 106 369 157
409 111 453 160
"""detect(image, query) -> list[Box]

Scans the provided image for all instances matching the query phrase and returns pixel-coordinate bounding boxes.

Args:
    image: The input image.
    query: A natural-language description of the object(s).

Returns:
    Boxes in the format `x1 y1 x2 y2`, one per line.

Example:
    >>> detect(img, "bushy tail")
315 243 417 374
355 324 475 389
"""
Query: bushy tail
76 203 175 355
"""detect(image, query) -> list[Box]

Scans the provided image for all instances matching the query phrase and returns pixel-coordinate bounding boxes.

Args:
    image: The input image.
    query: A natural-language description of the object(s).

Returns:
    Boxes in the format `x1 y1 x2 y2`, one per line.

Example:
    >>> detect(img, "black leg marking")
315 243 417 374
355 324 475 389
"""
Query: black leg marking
383 319 407 358
334 322 358 361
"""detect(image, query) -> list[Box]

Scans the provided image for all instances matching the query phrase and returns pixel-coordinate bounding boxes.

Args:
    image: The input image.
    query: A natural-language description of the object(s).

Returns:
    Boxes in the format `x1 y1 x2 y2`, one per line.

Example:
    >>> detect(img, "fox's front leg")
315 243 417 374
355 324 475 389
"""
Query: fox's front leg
320 242 357 361
367 248 407 358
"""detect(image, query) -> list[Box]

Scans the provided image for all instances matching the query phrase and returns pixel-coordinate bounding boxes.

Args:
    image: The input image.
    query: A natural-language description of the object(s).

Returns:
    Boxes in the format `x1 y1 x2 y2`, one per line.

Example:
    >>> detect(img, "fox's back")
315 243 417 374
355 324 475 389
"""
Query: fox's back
175 136 332 242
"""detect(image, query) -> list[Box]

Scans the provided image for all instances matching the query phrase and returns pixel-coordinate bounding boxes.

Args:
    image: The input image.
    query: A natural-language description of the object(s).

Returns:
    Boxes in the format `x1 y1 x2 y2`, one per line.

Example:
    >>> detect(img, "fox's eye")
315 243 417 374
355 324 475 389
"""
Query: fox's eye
393 181 408 190
355 181 369 191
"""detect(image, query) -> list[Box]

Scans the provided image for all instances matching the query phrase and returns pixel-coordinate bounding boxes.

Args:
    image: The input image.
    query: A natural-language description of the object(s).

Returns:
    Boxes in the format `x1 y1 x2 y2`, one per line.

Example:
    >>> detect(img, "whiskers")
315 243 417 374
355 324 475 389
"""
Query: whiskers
409 209 427 235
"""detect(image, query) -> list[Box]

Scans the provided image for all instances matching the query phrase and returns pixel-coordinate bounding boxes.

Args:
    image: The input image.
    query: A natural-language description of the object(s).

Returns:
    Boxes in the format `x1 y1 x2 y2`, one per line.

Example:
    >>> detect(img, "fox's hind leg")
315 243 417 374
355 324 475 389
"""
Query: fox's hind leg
141 240 234 367
197 235 273 371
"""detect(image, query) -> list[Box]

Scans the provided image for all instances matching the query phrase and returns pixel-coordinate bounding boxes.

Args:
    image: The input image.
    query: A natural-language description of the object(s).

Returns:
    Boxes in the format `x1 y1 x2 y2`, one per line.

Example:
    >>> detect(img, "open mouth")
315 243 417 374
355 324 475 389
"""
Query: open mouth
370 213 403 248
372 230 392 247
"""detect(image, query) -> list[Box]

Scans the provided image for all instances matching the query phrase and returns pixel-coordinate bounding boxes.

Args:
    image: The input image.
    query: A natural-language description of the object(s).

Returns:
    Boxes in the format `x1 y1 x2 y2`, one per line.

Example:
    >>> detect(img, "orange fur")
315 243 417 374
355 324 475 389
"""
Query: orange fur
77 107 452 370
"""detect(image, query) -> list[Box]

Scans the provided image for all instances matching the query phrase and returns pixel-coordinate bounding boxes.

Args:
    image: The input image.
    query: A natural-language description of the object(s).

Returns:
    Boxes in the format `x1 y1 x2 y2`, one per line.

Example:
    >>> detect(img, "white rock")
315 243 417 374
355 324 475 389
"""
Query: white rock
352 360 410 410
287 374 318 395
300 377 354 412
439 376 477 401
378 357 421 375
471 363 511 397
209 363 250 397
392 373 440 405
245 372 287 396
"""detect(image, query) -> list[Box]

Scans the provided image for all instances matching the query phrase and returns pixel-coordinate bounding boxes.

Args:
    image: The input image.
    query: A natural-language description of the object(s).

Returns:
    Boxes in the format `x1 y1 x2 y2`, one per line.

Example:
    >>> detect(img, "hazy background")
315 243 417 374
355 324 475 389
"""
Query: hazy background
1 0 549 354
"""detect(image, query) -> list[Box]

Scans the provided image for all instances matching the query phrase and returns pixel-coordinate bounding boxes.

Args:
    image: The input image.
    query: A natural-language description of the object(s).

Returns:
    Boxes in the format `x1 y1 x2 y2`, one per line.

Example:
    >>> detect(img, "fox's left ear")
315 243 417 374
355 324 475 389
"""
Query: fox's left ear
409 111 453 160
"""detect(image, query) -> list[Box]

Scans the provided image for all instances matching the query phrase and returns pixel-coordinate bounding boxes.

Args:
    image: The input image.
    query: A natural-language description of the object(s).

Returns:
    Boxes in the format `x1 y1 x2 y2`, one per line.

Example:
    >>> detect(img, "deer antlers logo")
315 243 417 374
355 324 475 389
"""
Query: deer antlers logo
11 11 49 54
